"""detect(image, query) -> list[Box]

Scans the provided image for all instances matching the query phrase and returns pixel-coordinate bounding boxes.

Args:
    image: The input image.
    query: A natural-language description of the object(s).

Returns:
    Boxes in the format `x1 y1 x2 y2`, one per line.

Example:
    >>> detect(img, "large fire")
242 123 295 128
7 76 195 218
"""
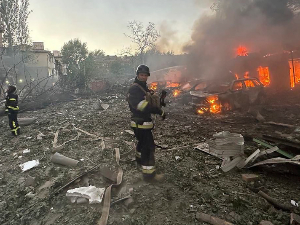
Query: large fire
257 66 270 87
289 59 300 88
236 45 248 56
197 95 222 114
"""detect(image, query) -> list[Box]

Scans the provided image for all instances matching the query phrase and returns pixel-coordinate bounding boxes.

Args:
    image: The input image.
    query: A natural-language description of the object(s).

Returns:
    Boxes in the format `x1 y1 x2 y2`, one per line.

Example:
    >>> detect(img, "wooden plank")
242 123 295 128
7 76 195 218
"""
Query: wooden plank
253 138 294 159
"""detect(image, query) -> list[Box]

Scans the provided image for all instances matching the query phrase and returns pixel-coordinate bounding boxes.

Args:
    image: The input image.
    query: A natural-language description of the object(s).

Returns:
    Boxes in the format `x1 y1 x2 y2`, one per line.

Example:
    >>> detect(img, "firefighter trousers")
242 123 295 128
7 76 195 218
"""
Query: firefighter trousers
8 112 20 136
132 127 156 177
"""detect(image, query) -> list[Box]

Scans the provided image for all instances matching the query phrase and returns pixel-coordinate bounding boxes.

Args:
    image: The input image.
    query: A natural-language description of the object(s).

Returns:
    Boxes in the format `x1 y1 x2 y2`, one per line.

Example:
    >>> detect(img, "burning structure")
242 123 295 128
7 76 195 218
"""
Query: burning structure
184 0 300 91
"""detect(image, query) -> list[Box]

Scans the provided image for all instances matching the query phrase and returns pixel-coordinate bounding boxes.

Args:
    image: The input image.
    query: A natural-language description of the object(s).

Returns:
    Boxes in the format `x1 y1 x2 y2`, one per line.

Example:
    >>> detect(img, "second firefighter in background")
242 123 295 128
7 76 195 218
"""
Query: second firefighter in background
5 85 20 136
127 65 166 181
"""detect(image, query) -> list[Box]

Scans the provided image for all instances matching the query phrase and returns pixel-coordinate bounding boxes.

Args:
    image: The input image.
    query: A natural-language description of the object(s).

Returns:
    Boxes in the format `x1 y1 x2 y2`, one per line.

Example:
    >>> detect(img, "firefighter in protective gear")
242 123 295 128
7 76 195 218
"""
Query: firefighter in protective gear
128 65 165 181
5 85 20 136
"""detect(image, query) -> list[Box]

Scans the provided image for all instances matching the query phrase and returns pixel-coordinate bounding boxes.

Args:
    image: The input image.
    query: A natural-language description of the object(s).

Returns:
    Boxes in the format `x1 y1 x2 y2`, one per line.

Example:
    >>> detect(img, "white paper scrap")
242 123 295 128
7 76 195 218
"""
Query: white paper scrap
19 160 40 172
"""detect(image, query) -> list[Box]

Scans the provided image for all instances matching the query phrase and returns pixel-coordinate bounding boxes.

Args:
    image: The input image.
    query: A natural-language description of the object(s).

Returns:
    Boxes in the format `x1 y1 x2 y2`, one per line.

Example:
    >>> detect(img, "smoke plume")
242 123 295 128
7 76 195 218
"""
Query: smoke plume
184 0 300 80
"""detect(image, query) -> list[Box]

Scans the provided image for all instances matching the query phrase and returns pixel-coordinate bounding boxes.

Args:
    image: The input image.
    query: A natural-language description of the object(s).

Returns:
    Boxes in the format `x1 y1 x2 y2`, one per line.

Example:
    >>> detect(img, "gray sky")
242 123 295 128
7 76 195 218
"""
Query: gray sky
28 0 211 55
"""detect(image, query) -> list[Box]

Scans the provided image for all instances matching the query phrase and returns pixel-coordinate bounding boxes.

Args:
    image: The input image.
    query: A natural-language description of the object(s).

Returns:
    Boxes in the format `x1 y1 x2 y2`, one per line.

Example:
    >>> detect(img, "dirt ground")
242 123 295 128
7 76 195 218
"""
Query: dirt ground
0 90 300 225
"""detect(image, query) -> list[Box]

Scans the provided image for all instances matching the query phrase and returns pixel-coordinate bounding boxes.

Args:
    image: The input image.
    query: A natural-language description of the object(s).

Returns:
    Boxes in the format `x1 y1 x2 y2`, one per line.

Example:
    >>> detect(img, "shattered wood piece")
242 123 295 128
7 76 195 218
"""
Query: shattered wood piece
249 156 300 168
253 138 294 159
242 174 259 183
111 195 131 206
74 127 98 138
221 156 244 172
100 167 118 183
290 213 300 225
98 148 123 225
237 149 260 169
52 131 81 152
262 135 300 149
51 153 79 167
196 212 234 225
265 121 295 128
257 191 294 212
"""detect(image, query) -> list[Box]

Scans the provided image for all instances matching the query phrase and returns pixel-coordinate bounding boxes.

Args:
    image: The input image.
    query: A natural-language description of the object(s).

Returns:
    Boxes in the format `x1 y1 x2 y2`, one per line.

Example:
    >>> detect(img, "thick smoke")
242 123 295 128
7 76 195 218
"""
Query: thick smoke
156 21 181 54
184 0 300 80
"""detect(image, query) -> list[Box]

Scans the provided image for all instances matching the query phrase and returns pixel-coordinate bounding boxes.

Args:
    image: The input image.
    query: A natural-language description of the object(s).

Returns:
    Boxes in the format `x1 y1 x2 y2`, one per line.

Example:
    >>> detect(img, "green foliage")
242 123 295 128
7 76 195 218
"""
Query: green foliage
61 39 89 89
0 0 31 50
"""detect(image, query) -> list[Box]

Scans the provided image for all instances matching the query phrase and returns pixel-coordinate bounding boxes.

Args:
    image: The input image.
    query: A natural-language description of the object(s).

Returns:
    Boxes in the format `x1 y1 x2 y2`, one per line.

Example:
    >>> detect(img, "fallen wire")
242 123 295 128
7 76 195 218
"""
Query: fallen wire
98 148 123 225
52 125 103 151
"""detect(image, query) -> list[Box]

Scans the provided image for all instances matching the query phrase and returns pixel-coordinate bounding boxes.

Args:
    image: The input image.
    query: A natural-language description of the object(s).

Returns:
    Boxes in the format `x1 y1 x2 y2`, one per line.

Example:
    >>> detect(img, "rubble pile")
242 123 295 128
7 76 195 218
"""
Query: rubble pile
0 91 300 225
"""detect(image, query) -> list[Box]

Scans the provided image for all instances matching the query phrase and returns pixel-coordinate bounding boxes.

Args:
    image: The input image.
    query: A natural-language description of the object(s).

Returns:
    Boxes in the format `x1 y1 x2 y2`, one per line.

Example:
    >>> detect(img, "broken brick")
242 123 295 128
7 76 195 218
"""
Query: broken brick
241 174 259 183
291 213 300 225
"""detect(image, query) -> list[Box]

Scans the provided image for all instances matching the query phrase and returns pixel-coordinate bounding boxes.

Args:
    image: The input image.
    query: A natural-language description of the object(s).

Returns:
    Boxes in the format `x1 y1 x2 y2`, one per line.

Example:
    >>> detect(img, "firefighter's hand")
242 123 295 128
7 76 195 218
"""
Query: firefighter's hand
161 111 166 120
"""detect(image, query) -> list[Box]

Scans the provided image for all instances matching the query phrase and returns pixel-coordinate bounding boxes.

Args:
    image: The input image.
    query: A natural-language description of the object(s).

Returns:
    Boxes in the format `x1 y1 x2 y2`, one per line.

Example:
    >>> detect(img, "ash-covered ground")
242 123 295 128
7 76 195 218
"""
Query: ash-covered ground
0 91 300 225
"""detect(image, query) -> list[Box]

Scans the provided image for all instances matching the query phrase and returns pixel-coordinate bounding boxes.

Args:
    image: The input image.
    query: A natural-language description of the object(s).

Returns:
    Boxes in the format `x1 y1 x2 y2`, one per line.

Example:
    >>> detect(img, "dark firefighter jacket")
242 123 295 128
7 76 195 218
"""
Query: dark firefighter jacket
5 93 19 113
128 77 163 129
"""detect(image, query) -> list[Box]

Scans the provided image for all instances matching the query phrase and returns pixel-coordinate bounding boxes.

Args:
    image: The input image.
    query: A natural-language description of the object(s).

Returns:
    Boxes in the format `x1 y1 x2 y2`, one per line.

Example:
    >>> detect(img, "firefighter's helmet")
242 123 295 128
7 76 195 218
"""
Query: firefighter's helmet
7 85 16 94
136 65 150 76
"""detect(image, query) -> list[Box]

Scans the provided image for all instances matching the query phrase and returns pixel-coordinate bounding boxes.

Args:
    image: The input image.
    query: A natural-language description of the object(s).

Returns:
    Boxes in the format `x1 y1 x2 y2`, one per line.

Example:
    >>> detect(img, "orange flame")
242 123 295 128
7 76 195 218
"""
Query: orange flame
172 89 181 97
289 60 300 88
236 45 248 56
204 95 222 114
166 82 180 88
257 66 270 87
235 74 239 80
150 82 158 90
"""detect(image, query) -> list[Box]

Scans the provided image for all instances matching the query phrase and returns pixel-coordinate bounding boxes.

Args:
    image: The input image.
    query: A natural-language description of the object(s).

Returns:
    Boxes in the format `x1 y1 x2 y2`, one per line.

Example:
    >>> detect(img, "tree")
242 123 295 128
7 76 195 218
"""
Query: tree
124 21 160 64
85 49 107 79
61 39 88 89
0 0 31 52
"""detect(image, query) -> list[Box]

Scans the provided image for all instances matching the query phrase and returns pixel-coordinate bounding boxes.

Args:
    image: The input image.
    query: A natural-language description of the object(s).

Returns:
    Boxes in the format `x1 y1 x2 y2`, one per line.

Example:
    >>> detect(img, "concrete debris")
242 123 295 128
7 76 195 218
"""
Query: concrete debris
25 192 35 198
195 142 222 159
241 174 259 183
124 130 134 135
100 104 109 110
23 149 30 154
291 200 299 207
19 160 40 172
37 132 46 140
51 152 79 167
290 213 300 225
66 186 105 204
209 131 244 158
